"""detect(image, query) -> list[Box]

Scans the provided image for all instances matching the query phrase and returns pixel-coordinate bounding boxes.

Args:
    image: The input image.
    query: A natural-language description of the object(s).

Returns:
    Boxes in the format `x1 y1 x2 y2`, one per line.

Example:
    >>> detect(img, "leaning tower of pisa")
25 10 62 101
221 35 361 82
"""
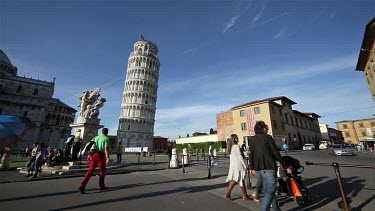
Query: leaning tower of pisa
117 37 160 150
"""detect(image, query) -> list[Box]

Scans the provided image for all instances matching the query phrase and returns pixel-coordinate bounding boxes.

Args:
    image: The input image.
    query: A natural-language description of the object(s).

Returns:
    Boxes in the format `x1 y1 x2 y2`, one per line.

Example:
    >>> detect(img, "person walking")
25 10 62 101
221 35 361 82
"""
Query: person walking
65 135 74 159
116 142 123 163
209 143 216 165
249 121 291 211
30 142 46 179
225 134 249 201
79 128 110 194
71 137 82 161
283 142 289 155
25 143 38 177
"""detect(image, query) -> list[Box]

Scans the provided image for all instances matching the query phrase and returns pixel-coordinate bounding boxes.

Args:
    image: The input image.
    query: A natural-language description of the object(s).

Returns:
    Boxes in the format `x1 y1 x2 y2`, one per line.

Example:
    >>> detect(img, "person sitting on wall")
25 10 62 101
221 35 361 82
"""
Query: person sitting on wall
49 148 64 167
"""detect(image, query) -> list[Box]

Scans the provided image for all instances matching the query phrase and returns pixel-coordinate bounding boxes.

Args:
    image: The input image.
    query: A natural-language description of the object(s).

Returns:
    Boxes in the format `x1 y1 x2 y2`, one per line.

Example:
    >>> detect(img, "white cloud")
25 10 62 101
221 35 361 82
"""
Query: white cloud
153 53 371 138
273 27 287 39
222 0 253 33
223 15 239 33
154 104 232 139
251 0 268 26
160 54 358 98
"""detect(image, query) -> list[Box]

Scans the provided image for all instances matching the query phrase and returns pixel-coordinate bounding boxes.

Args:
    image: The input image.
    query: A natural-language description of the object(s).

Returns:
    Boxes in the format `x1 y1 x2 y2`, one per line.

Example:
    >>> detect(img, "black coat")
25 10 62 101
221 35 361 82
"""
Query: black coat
249 133 287 171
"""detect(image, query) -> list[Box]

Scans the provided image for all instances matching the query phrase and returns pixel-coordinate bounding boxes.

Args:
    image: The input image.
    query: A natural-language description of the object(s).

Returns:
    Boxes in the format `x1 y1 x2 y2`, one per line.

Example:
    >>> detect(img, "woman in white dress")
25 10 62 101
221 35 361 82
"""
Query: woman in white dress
225 134 249 200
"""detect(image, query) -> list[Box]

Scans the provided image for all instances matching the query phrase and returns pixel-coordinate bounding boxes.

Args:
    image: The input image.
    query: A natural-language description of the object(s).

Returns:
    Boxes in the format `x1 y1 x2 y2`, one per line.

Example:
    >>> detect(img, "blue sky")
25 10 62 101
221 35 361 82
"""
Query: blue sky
1 0 374 139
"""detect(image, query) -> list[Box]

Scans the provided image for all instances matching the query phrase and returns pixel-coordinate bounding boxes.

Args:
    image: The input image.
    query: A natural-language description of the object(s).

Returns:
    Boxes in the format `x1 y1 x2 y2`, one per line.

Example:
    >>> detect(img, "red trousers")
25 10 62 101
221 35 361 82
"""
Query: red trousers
80 152 106 189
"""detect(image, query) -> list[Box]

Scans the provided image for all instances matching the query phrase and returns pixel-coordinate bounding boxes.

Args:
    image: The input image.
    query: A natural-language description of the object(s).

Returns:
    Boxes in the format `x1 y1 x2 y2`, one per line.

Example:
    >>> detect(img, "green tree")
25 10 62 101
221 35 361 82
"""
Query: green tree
192 132 208 136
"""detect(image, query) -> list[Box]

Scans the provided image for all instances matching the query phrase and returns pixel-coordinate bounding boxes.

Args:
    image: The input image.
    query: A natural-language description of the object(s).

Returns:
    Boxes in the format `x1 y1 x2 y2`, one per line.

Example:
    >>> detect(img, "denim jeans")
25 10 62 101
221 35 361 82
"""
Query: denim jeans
259 169 279 211
256 173 263 194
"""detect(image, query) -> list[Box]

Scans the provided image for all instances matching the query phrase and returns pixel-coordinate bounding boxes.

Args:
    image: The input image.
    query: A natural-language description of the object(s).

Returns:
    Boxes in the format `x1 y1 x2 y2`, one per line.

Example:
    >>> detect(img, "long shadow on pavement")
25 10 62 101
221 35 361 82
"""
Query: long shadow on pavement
0 175 225 203
49 182 228 211
287 176 366 211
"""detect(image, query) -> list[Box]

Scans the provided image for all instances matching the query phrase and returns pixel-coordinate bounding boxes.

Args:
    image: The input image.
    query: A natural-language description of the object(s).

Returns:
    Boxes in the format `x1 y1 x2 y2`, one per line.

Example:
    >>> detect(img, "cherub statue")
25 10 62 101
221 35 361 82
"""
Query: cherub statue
89 88 101 102
78 90 90 117
89 98 106 119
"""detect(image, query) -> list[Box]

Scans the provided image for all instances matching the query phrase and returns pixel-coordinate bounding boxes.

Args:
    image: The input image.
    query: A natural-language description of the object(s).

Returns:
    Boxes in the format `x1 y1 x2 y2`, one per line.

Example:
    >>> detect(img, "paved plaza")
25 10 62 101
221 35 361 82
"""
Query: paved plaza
0 151 374 211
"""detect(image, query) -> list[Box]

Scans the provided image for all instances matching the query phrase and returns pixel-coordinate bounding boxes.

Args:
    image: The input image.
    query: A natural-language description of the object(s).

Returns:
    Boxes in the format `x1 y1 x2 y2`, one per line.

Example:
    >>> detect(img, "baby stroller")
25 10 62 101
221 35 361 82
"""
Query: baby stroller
277 156 310 205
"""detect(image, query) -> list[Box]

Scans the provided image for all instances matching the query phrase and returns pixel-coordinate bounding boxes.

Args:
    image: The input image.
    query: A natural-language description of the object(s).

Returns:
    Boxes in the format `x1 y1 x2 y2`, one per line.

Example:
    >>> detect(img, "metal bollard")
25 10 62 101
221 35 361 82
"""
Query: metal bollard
167 153 170 169
153 151 156 165
137 152 141 165
207 155 212 179
196 149 199 161
332 162 352 211
183 154 186 172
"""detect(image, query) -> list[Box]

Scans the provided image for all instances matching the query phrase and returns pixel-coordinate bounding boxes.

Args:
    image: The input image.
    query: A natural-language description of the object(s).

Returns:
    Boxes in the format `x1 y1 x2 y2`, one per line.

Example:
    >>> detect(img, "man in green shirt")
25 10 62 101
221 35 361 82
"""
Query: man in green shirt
79 128 110 194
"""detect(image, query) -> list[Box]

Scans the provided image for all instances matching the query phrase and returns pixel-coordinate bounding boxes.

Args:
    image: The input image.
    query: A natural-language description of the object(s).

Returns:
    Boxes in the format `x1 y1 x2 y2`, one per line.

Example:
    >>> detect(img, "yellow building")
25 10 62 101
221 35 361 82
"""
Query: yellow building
217 96 321 149
336 118 375 144
356 17 375 102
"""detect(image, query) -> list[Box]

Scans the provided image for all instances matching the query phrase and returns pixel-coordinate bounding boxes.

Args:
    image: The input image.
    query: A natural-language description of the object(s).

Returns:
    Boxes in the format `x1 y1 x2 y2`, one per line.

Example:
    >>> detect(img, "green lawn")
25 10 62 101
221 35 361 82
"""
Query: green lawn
8 157 29 169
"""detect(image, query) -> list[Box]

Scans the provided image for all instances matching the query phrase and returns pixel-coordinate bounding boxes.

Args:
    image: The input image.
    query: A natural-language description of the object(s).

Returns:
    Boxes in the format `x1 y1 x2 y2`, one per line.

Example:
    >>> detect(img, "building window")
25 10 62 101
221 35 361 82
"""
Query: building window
271 106 275 114
240 110 245 117
291 116 294 126
303 135 306 143
295 117 298 127
56 116 61 125
343 124 348 129
273 120 278 129
17 85 22 93
358 122 364 128
281 122 285 131
254 107 261 114
285 113 289 124
241 123 247 130
361 131 367 136
345 132 350 137
33 88 38 95
371 121 375 126
128 125 131 130
279 109 282 116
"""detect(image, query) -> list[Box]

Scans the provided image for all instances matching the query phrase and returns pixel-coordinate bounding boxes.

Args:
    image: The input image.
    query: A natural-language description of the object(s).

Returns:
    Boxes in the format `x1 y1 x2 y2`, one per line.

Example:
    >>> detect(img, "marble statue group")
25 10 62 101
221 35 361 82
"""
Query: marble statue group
78 88 106 120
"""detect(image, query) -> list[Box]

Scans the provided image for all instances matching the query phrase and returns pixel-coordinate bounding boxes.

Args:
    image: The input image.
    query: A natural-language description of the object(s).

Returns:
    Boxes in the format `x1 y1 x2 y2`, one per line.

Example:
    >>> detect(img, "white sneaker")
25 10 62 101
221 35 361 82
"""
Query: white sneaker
251 192 260 202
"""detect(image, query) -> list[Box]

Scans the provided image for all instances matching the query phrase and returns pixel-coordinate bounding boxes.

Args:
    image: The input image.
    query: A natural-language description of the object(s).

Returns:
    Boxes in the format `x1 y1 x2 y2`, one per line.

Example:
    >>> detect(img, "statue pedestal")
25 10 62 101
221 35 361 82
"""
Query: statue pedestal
70 123 103 145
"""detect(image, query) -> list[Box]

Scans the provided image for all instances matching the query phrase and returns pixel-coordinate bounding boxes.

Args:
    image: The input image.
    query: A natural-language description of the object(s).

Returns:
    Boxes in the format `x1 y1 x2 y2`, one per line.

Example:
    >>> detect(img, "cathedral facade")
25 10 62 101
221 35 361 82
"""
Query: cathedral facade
117 38 160 149
0 49 76 149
